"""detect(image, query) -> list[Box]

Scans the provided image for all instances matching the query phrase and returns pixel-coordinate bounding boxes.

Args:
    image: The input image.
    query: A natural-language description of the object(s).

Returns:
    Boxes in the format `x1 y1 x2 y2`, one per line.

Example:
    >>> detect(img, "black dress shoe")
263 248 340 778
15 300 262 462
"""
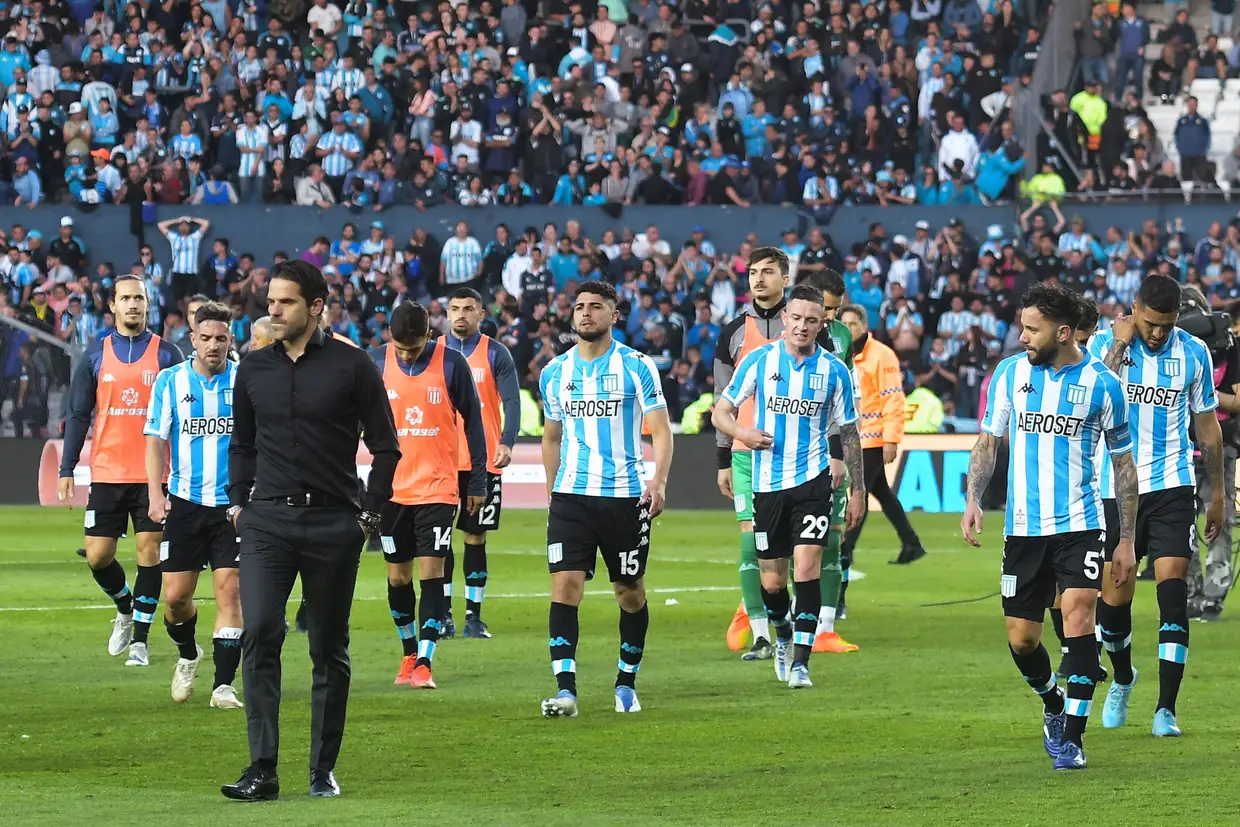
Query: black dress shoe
890 546 927 565
294 598 308 634
310 770 340 797
75 548 87 558
221 766 279 801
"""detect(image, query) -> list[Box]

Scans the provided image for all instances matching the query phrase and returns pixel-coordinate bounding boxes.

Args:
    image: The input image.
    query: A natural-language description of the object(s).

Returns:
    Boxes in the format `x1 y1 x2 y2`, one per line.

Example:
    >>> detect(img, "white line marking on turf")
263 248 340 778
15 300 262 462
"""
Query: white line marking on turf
0 585 737 613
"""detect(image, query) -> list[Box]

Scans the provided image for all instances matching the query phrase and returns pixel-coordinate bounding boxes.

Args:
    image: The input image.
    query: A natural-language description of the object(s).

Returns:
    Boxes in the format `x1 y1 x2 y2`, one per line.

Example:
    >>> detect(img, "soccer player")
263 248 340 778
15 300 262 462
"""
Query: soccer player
839 304 926 586
374 302 487 690
712 282 866 688
539 280 674 718
804 269 863 653
1085 275 1224 737
1044 298 1109 683
963 283 1138 771
143 301 244 708
57 275 183 665
714 247 791 660
442 287 521 640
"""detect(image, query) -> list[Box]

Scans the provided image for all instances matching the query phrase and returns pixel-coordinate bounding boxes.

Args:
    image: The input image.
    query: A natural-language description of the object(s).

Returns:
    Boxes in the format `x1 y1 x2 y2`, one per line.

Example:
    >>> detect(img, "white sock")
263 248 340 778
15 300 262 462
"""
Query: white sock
748 615 770 642
817 605 836 636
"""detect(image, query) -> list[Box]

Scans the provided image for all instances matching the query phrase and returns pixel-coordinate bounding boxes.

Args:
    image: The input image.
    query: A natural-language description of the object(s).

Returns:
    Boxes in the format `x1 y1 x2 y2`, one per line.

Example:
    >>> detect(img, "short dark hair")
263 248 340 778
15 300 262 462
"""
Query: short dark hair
748 246 790 275
1021 282 1081 329
450 286 483 305
187 292 212 307
113 274 144 287
800 268 845 297
390 301 430 344
1076 295 1099 332
575 279 618 305
1137 274 1181 314
788 283 824 306
840 304 868 328
194 300 231 328
270 260 329 307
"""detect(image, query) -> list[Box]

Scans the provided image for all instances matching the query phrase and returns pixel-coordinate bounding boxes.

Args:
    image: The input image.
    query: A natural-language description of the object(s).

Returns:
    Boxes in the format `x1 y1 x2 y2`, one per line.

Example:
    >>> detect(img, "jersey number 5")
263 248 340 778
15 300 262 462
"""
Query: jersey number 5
1083 549 1103 581
800 515 829 541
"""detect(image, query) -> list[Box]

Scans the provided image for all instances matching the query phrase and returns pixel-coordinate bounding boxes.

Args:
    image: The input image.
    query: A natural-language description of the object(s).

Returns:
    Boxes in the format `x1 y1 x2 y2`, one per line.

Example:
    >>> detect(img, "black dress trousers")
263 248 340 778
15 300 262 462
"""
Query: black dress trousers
238 501 365 774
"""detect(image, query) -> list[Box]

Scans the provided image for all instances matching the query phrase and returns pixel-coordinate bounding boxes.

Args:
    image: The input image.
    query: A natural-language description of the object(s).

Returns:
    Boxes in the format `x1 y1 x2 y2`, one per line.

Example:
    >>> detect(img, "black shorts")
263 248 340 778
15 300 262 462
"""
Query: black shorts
546 493 650 583
1136 486 1196 562
160 496 239 573
456 471 503 533
751 471 834 560
1001 530 1105 621
379 502 456 563
85 482 163 539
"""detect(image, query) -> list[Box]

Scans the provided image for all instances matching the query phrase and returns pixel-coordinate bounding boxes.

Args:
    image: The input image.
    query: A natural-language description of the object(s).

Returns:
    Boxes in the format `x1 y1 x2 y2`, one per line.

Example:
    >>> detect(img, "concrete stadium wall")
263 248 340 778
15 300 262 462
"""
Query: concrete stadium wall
1 203 1234 269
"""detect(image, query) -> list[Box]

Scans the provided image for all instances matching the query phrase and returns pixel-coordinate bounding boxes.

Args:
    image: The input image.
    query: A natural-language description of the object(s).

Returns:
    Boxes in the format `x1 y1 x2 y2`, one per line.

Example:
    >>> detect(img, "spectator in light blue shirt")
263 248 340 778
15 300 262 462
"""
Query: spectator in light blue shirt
852 269 885 329
10 156 41 206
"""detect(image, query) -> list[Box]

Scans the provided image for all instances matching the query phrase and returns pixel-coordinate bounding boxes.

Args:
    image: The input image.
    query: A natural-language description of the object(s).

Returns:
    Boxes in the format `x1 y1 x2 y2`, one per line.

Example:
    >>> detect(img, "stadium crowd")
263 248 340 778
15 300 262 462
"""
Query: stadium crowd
6 206 1240 439
0 0 1049 212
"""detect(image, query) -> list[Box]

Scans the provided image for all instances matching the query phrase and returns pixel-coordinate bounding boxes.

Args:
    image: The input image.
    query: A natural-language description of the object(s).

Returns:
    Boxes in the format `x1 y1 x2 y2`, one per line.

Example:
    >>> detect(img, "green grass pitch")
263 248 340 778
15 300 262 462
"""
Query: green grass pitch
2 506 1239 827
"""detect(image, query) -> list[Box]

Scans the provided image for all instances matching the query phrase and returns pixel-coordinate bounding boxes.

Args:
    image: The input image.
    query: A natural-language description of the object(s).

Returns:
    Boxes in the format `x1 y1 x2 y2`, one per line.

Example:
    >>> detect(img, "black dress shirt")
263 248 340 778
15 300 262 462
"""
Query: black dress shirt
228 327 400 512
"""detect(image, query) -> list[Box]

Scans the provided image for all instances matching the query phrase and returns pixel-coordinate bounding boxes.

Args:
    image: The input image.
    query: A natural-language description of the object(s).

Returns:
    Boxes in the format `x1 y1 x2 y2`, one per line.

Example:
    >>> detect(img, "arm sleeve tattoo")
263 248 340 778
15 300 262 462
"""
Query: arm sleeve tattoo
966 431 999 504
841 423 865 497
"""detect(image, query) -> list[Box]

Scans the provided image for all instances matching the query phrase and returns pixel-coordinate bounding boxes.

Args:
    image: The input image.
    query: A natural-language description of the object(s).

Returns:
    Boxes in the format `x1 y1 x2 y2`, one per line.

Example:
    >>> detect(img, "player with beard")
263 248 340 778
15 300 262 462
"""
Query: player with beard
58 275 183 666
539 280 674 718
963 282 1136 770
1085 275 1223 737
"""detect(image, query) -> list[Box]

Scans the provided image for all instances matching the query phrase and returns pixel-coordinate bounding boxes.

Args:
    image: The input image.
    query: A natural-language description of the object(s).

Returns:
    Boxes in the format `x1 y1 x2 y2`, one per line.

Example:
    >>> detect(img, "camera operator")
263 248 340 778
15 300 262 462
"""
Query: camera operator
1179 286 1238 621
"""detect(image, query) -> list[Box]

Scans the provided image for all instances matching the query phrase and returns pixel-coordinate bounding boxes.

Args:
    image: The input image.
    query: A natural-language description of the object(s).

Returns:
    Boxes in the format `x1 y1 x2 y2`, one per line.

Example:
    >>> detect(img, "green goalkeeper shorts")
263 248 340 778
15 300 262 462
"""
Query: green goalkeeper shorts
831 467 849 529
731 451 753 522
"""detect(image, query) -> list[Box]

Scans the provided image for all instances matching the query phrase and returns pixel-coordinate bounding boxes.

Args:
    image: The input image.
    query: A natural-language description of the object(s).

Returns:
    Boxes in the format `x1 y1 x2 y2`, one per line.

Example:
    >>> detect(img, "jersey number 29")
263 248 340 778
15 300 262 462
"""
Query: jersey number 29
800 515 829 541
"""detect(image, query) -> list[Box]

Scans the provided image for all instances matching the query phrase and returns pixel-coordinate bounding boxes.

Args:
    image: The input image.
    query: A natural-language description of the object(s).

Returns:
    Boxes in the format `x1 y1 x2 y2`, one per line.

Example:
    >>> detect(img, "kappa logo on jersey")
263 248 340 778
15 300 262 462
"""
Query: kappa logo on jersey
1162 359 1181 377
809 373 825 391
767 396 824 416
427 386 442 404
181 393 198 404
601 374 619 393
565 381 578 392
142 370 156 386
1122 356 1136 367
769 371 785 383
1018 383 1036 394
1066 384 1087 405
1016 411 1085 436
472 367 485 384
121 387 140 406
387 388 399 400
101 373 115 383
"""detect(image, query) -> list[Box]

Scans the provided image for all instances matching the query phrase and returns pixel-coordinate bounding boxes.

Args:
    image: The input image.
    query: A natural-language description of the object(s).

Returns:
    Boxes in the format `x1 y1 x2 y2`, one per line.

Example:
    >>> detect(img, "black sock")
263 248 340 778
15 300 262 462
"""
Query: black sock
164 612 198 660
1010 643 1064 714
90 559 132 614
792 578 821 666
761 585 792 639
212 626 242 688
388 581 418 657
441 547 455 619
416 579 443 668
1061 634 1100 747
549 601 579 694
1156 578 1190 714
1049 607 1067 653
464 541 488 619
1097 598 1135 685
131 565 162 644
616 601 649 688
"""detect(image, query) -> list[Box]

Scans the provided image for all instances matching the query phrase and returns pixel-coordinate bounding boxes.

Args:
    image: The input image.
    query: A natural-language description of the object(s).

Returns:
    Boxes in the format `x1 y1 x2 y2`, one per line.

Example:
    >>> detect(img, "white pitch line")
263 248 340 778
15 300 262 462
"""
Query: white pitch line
0 584 737 613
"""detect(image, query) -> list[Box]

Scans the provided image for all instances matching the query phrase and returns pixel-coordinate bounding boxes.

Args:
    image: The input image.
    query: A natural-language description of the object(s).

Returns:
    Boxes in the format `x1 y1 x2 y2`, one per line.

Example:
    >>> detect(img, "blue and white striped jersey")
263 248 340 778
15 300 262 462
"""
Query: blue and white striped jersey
722 341 857 493
165 229 203 274
1087 328 1217 498
143 359 237 507
982 353 1130 537
540 341 666 498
